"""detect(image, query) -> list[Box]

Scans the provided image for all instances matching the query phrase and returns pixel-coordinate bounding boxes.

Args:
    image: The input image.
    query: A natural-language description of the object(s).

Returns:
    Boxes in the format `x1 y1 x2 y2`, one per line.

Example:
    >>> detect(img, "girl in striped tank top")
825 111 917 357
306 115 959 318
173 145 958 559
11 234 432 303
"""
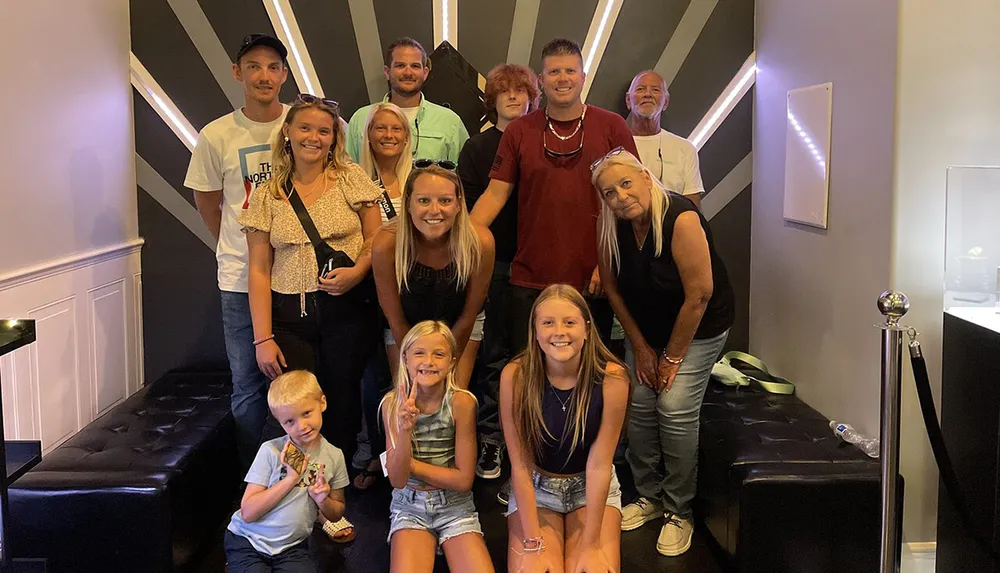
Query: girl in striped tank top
380 321 494 572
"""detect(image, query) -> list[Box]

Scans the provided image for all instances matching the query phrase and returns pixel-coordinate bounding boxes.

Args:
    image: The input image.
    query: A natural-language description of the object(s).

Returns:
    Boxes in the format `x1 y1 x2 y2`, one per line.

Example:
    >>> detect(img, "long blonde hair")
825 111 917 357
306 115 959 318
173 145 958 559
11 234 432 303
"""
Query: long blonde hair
395 166 482 290
381 320 459 447
358 103 413 188
512 284 627 467
591 150 670 271
265 98 350 200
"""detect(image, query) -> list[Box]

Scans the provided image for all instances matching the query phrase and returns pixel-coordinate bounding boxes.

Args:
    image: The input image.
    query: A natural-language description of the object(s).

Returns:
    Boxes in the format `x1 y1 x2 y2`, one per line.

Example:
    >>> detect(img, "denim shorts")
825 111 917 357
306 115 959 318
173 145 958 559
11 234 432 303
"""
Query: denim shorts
384 311 485 345
505 467 623 517
388 487 484 546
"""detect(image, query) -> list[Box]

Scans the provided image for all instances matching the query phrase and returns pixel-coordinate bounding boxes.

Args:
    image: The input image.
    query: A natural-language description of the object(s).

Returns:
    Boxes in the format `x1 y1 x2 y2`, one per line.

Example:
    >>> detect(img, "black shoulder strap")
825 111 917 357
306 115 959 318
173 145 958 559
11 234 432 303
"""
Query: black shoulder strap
283 177 326 249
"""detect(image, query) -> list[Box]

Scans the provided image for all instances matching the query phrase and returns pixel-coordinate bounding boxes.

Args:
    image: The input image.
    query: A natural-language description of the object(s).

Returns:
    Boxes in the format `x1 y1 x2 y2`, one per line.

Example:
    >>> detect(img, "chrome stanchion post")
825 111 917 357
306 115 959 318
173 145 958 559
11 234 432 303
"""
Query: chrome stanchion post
877 290 909 573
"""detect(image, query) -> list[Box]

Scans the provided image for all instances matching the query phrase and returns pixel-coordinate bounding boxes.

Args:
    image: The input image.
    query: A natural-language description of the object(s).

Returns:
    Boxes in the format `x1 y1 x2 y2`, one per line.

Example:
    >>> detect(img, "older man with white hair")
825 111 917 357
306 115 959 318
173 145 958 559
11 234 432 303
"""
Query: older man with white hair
625 70 704 209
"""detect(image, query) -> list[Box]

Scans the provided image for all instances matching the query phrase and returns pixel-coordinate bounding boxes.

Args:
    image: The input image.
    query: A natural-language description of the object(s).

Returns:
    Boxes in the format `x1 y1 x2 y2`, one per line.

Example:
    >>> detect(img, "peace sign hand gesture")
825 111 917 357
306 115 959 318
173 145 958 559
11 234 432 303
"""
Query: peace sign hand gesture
397 381 420 434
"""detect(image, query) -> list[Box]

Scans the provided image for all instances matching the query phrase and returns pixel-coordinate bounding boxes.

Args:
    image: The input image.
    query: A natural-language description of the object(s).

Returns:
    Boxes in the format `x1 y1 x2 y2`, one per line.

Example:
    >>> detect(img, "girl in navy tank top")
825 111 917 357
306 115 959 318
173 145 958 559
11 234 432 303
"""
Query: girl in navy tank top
500 284 630 573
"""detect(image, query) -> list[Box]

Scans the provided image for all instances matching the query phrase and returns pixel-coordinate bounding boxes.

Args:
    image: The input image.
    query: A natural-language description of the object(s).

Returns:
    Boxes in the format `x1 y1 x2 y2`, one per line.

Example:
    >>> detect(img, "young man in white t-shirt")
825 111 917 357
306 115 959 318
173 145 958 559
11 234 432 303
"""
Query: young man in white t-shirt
625 70 705 209
185 34 290 470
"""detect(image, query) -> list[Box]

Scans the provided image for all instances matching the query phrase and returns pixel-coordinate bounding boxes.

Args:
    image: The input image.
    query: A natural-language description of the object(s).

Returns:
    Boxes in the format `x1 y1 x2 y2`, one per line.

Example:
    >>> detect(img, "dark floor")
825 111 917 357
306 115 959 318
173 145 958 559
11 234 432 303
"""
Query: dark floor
195 462 726 573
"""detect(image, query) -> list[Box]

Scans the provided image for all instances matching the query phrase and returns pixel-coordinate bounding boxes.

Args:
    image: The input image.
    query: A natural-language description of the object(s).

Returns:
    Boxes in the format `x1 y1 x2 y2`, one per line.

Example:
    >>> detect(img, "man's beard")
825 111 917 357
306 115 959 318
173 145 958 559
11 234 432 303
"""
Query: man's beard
391 79 423 98
251 87 278 106
631 101 661 119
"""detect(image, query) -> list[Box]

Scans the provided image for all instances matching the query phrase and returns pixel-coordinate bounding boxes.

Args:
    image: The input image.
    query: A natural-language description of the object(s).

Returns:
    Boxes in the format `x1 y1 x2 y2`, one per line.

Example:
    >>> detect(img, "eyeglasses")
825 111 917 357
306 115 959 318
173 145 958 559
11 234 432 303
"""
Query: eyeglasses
543 106 586 158
413 158 456 171
295 93 340 111
590 146 629 171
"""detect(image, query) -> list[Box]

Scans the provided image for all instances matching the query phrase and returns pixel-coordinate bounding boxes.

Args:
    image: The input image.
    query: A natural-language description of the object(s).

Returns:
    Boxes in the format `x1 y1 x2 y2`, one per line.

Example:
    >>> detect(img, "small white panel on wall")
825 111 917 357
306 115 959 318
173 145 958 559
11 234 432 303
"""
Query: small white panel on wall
783 82 833 229
29 299 81 450
90 280 128 417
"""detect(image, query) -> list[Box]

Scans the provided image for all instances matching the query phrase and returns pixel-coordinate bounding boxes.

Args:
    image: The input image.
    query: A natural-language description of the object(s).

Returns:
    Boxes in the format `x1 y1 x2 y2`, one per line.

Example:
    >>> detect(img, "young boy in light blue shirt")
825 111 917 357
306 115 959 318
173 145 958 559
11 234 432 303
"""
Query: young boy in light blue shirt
225 370 351 572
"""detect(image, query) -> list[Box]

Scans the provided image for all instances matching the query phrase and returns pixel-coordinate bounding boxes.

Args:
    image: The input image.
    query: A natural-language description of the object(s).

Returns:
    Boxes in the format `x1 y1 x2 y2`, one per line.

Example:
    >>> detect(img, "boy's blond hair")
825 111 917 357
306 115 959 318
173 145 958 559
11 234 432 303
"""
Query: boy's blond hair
267 370 325 411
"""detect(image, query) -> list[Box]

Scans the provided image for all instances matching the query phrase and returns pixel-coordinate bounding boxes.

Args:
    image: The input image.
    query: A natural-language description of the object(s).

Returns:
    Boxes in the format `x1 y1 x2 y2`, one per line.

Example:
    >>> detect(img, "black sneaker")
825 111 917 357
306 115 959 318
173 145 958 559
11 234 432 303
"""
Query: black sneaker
476 440 503 479
497 479 511 506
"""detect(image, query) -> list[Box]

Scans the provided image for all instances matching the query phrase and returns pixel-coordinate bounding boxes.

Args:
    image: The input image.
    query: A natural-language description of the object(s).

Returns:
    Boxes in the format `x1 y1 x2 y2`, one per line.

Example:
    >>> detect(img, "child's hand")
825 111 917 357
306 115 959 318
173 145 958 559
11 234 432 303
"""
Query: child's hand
397 381 420 433
280 440 309 481
308 464 330 504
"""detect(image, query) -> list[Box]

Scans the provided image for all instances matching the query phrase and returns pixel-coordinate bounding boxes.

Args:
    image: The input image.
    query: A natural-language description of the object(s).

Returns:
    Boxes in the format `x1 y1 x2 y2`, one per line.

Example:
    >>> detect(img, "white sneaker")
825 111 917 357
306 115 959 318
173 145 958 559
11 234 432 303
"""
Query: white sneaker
656 513 693 557
620 497 662 531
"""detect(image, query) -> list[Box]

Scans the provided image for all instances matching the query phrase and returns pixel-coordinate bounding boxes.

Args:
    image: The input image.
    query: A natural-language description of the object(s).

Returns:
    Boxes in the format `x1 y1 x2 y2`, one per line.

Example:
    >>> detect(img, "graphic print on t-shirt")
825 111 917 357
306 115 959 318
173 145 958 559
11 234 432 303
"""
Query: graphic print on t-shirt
239 143 275 208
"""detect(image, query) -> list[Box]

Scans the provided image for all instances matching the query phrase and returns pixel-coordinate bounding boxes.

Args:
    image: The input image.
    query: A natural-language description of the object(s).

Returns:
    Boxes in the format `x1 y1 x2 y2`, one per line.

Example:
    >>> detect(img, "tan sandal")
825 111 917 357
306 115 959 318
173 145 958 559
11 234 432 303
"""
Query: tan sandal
321 517 356 544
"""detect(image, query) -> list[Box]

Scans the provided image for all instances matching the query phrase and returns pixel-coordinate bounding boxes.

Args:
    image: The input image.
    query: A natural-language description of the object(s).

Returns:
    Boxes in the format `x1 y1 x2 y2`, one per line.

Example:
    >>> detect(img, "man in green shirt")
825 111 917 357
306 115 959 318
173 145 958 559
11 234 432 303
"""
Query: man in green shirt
346 37 469 162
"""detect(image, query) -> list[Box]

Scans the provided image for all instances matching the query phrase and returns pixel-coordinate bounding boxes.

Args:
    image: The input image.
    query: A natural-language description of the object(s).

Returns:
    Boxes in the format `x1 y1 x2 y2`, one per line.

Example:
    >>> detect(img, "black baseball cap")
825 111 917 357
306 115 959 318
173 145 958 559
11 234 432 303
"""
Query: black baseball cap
236 34 288 62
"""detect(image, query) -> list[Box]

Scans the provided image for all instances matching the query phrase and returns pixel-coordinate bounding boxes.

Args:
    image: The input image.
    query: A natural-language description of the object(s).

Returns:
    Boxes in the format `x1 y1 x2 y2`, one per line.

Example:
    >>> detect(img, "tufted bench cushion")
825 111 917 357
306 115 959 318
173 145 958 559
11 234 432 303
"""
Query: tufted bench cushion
9 371 240 573
697 384 887 572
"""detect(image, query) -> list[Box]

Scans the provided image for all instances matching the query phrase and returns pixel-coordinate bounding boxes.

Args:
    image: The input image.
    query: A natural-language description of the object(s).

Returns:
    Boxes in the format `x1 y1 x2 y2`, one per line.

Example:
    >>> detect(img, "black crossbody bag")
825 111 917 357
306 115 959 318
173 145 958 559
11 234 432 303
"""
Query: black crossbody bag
283 177 355 277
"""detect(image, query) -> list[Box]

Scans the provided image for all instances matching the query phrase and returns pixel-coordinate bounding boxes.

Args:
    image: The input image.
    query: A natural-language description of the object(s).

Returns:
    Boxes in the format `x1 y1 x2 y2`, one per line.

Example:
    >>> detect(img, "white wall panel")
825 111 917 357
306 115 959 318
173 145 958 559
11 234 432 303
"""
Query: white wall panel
89 279 128 417
0 241 142 453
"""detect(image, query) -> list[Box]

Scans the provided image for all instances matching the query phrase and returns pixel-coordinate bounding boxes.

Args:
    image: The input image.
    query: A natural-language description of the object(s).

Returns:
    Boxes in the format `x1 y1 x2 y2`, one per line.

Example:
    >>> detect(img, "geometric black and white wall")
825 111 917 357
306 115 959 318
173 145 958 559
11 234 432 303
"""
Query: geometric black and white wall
130 0 753 383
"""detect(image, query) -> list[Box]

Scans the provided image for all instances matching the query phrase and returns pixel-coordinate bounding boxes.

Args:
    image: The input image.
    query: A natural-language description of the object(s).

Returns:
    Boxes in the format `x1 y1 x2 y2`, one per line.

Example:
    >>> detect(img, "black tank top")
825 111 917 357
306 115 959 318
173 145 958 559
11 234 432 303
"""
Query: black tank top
537 378 603 475
399 261 468 328
614 193 735 350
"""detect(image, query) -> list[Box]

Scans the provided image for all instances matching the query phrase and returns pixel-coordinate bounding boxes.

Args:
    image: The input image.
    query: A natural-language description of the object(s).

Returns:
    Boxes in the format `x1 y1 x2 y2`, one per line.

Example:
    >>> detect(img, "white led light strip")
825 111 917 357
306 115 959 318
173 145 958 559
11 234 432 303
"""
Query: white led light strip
262 0 323 96
580 0 624 102
689 51 757 150
129 52 198 151
787 111 827 173
434 0 459 48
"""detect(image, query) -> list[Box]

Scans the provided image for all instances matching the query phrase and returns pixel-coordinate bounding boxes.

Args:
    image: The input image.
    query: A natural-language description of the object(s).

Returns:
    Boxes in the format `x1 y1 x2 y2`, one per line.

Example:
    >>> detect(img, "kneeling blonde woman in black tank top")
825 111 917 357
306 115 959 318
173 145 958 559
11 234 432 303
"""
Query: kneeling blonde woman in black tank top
372 165 495 390
500 284 629 573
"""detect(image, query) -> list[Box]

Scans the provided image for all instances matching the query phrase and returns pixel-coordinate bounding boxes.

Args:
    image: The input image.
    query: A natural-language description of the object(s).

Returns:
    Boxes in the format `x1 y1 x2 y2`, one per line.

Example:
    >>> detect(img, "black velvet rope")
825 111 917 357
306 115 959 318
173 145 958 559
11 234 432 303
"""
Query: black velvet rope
909 342 998 562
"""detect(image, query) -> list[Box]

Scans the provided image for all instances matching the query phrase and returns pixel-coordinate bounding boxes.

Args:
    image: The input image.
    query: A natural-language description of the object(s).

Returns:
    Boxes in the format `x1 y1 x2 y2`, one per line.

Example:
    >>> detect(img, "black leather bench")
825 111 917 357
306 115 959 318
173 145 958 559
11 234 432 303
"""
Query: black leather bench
697 384 886 572
8 371 240 573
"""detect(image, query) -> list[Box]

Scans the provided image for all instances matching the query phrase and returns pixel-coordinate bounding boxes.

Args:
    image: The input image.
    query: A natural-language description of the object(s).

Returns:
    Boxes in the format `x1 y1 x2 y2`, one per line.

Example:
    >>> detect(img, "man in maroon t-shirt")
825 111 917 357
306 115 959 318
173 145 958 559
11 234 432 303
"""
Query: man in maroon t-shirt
470 38 639 357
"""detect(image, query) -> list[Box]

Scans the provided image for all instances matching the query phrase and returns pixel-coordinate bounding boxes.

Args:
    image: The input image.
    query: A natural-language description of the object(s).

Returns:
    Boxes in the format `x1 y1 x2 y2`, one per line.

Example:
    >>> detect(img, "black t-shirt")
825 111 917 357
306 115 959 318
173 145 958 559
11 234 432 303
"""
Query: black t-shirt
458 127 518 264
614 194 735 349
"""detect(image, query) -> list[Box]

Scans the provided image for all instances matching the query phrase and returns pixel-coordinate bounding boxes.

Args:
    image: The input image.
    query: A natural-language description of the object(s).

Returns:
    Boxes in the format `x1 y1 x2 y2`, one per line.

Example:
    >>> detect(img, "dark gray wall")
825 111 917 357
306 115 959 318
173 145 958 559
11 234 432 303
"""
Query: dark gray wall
131 0 754 380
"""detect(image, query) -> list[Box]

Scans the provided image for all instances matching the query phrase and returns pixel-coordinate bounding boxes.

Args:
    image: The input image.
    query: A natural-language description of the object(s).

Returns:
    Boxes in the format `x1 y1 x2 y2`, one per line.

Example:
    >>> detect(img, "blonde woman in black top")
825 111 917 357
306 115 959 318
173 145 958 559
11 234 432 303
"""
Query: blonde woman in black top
592 148 733 557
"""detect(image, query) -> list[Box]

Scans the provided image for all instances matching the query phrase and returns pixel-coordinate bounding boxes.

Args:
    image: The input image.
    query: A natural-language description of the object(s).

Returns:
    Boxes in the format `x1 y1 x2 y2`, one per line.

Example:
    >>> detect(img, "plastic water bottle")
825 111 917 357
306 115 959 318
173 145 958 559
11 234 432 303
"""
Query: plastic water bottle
830 421 880 459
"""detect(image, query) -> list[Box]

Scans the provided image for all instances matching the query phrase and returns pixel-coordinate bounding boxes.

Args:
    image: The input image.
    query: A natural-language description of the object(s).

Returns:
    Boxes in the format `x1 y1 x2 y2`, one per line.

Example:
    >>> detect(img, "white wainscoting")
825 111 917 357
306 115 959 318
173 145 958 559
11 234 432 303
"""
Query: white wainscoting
0 239 144 453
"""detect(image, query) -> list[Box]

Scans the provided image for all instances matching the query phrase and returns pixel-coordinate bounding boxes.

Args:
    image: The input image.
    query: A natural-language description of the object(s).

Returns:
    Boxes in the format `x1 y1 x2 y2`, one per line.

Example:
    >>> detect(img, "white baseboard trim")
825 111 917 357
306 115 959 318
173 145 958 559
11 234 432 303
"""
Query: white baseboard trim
0 238 144 291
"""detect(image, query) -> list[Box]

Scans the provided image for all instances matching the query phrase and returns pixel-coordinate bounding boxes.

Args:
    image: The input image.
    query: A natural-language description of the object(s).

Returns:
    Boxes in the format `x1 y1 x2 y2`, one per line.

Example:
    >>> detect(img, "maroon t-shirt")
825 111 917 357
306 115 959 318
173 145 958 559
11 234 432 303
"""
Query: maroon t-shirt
489 106 638 289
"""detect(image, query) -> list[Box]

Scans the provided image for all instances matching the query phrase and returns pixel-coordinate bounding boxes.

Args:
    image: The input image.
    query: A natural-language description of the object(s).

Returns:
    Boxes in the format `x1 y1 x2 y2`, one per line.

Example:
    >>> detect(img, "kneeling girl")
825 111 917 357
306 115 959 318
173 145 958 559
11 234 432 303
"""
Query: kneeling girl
382 320 495 573
501 284 630 573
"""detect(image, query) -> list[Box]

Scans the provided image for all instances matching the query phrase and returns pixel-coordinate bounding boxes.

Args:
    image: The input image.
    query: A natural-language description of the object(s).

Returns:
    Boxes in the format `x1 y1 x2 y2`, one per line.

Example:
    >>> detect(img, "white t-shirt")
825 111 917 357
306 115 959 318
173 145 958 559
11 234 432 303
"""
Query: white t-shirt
400 106 419 125
633 129 705 197
184 105 290 292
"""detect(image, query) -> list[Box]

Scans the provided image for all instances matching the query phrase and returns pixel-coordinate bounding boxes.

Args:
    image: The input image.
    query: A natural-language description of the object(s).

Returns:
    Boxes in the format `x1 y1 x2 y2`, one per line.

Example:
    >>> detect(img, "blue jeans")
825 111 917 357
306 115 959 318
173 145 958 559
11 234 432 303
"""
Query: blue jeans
224 530 315 573
220 291 271 471
625 330 728 517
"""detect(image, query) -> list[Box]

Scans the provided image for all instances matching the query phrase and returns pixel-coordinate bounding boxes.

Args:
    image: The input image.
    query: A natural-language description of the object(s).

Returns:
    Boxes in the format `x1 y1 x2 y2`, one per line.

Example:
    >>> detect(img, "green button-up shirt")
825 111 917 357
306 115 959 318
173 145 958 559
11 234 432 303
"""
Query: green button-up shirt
346 94 470 163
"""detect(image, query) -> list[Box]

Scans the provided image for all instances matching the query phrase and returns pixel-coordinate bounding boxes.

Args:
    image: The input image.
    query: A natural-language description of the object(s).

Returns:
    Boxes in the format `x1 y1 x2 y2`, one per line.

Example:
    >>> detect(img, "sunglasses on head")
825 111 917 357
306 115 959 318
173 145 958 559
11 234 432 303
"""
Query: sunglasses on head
413 159 456 171
295 93 340 111
590 146 629 172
